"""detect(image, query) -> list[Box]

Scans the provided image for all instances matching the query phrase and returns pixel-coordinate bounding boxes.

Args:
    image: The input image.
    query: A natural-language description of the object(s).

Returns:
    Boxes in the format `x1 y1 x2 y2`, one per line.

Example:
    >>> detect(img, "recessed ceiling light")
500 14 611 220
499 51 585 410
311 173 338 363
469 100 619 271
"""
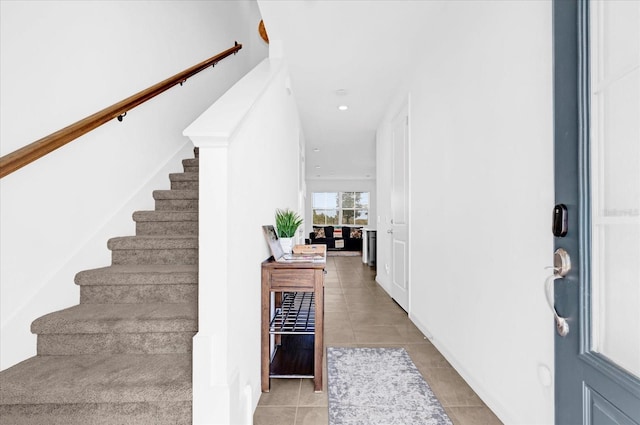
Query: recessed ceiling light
338 105 348 111
313 147 320 152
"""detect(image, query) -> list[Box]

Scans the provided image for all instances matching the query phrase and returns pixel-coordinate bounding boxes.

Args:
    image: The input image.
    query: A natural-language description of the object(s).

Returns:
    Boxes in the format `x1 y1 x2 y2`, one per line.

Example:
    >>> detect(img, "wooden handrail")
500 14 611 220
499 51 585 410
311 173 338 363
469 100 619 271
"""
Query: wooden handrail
0 42 242 179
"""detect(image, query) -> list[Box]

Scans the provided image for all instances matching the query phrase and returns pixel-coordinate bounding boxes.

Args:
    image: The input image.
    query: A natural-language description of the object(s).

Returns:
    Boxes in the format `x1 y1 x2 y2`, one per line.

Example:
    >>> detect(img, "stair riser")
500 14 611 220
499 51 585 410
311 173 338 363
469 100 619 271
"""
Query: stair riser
136 222 198 236
170 181 198 190
152 190 198 210
37 332 195 355
111 249 197 265
183 166 199 173
75 267 198 287
182 158 198 167
154 199 199 211
80 284 197 304
0 401 191 425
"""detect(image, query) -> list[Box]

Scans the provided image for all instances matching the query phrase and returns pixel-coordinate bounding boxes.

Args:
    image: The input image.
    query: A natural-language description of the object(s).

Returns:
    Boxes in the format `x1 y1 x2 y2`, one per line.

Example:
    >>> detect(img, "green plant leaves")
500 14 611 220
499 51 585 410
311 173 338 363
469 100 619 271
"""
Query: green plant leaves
275 208 303 238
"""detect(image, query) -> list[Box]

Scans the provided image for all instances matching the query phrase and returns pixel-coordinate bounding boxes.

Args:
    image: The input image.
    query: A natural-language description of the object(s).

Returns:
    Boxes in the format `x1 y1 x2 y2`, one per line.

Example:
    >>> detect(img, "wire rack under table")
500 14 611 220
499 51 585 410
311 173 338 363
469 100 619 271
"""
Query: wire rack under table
269 292 315 334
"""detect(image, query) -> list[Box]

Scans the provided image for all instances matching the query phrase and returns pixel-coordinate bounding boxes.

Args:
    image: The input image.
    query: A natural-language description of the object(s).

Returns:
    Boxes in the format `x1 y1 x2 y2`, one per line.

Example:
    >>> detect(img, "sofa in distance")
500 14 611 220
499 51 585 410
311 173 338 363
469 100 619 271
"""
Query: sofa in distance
308 226 363 251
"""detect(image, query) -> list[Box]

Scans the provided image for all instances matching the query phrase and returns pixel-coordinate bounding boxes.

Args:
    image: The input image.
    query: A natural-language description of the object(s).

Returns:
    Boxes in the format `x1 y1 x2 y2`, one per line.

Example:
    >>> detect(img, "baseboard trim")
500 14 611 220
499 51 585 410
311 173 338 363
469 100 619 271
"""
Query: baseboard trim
409 314 515 425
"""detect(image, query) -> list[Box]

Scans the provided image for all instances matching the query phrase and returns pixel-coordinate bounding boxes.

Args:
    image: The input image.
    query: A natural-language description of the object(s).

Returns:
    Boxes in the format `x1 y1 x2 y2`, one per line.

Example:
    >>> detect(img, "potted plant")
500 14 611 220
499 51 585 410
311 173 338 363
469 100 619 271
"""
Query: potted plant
275 208 303 254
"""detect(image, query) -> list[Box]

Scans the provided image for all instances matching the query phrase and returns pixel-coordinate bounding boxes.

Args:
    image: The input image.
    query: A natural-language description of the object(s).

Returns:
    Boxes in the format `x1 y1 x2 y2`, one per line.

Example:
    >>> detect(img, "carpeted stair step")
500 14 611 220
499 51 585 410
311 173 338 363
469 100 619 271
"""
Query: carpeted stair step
32 303 196 355
153 189 198 211
75 265 197 304
182 158 199 173
108 235 198 265
169 172 198 190
133 211 198 236
0 353 191 425
32 303 197 334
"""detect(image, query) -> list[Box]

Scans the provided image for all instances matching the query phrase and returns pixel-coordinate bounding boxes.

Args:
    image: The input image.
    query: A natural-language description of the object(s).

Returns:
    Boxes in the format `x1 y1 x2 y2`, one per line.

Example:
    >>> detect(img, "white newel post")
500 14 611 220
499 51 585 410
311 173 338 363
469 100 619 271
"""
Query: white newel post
191 140 230 425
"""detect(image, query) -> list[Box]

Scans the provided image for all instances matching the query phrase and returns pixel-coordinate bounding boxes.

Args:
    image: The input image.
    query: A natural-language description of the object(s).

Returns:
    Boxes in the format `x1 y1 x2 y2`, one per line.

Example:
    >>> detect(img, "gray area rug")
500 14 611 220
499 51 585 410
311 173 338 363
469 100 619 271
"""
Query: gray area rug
327 347 453 425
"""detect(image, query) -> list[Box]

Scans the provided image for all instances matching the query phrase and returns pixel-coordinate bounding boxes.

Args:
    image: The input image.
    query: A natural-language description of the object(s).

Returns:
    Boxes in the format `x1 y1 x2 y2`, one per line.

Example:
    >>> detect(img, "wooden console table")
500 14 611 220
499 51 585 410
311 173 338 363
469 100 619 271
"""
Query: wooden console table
261 257 325 392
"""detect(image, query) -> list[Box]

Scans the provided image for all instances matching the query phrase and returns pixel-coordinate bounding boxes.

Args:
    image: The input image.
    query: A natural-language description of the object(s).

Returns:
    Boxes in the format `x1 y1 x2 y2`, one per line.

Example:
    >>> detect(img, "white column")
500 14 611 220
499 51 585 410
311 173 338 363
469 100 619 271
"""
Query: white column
192 140 230 425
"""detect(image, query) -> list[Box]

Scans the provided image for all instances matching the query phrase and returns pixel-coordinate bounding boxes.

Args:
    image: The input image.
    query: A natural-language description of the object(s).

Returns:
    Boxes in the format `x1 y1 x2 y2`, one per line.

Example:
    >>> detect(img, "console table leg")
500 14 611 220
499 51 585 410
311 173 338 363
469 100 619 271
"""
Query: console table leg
314 271 324 392
261 267 270 392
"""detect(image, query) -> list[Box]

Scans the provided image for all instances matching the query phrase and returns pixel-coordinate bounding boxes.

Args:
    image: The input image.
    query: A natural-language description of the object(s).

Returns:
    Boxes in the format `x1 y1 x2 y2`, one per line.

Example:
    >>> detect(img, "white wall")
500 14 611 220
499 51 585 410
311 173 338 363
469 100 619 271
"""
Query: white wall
377 2 554 424
0 0 268 370
304 179 377 237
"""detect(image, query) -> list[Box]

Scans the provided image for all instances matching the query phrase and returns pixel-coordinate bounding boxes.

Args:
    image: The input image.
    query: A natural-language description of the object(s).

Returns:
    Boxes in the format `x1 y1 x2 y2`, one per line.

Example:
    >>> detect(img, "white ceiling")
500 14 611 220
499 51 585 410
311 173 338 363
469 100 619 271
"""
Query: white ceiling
257 1 439 181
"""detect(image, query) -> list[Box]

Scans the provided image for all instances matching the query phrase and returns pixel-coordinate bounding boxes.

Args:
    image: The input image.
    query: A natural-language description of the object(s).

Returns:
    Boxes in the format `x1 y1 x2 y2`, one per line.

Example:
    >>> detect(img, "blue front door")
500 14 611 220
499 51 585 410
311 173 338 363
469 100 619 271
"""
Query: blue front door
553 0 640 423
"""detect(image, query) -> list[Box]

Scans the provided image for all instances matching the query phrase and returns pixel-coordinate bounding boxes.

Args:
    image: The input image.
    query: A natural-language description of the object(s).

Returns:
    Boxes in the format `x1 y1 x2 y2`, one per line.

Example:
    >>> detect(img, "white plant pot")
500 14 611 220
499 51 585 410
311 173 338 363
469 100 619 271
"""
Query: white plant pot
279 237 294 254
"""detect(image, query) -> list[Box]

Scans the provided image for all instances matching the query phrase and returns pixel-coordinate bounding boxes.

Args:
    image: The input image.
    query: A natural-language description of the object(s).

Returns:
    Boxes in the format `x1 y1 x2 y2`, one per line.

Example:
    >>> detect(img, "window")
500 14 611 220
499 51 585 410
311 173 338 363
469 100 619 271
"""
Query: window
312 192 369 225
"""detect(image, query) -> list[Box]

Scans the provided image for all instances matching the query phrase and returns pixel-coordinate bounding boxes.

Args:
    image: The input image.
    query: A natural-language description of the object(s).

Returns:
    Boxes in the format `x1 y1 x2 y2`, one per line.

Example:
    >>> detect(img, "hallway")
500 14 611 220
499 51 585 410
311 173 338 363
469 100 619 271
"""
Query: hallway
254 256 503 425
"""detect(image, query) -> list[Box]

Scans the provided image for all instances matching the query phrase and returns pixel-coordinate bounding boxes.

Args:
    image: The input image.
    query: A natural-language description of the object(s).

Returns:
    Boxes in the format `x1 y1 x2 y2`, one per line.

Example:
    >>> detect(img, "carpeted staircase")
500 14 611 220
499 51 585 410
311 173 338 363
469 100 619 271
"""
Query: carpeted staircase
0 152 199 425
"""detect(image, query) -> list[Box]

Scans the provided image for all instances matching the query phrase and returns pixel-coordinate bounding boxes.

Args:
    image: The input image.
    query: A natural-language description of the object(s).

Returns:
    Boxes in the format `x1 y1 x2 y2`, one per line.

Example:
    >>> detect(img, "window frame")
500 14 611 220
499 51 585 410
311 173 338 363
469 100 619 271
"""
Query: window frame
312 191 369 226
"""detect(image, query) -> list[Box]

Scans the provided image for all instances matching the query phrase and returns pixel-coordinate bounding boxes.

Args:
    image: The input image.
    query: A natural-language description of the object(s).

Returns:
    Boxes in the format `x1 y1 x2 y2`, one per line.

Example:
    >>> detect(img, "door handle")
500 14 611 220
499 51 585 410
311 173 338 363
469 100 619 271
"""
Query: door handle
544 248 571 337
387 229 393 234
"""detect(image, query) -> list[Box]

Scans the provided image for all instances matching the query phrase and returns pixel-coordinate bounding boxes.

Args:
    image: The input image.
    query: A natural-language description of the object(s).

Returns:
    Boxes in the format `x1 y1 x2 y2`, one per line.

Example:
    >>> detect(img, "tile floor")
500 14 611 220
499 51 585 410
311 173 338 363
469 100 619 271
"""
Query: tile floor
254 256 503 425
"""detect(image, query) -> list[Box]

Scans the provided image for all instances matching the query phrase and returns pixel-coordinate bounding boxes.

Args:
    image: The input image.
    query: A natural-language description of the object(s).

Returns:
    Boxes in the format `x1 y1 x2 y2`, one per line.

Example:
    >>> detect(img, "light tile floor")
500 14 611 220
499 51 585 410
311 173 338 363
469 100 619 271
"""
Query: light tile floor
254 256 503 425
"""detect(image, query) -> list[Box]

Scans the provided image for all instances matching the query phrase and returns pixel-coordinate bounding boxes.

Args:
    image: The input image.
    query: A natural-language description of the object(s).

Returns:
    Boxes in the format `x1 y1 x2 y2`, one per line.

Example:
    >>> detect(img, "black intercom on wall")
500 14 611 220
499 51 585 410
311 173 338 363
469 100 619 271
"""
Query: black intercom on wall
552 204 568 237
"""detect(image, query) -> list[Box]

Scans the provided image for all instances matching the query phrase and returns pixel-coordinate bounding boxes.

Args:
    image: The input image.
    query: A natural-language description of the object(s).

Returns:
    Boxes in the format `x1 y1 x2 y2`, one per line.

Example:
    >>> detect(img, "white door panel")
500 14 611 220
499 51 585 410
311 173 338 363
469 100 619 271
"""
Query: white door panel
390 102 409 311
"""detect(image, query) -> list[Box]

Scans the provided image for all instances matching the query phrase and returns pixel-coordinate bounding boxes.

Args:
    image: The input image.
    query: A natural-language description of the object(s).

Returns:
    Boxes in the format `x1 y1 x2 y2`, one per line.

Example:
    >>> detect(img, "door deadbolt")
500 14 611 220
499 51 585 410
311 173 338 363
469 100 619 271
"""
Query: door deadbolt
554 248 571 277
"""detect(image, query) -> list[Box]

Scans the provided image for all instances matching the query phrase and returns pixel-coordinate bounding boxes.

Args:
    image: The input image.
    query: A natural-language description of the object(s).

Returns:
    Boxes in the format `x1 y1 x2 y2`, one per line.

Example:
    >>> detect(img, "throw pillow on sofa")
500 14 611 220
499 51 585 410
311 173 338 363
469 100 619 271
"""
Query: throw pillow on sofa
313 227 325 238
324 226 334 238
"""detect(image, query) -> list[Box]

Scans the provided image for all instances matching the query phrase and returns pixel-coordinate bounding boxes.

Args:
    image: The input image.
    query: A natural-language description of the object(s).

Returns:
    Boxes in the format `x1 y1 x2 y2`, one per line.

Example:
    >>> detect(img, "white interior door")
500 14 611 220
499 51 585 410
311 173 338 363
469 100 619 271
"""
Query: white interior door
390 103 409 311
